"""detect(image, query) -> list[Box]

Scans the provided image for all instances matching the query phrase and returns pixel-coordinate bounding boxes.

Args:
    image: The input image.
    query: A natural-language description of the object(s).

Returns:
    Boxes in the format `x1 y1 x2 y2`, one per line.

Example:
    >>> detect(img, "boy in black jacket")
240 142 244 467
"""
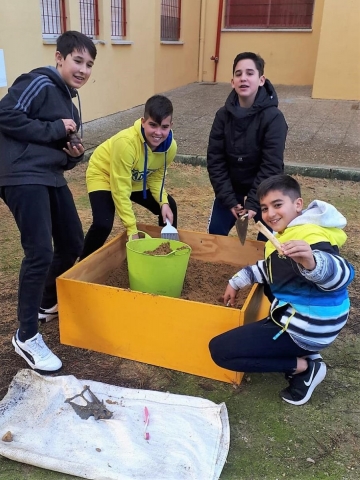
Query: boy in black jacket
0 31 97 372
207 52 287 238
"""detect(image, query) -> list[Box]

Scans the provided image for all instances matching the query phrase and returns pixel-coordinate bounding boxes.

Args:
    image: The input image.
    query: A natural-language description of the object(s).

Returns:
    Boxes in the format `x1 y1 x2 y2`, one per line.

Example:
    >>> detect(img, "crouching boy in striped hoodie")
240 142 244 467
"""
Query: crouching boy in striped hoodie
209 174 355 405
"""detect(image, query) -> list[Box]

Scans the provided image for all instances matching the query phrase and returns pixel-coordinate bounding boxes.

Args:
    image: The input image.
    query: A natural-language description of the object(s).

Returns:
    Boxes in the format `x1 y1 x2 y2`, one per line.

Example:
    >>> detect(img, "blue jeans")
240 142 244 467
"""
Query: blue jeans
208 196 269 241
0 185 83 340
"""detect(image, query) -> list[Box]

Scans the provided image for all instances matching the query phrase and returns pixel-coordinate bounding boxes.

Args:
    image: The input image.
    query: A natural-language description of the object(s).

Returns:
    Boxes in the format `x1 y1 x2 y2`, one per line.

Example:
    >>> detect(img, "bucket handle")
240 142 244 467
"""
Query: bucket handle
170 246 192 256
128 231 152 241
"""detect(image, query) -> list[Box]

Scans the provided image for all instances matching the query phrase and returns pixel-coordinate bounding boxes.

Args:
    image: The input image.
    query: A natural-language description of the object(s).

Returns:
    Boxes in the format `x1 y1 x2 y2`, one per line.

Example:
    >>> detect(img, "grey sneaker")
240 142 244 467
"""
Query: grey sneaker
38 304 58 323
281 359 327 406
12 331 62 372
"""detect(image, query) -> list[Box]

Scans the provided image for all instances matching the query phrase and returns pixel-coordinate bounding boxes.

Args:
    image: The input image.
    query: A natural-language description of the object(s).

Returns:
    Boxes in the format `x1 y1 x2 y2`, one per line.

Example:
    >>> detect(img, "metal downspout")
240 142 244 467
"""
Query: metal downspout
210 0 224 83
198 0 206 83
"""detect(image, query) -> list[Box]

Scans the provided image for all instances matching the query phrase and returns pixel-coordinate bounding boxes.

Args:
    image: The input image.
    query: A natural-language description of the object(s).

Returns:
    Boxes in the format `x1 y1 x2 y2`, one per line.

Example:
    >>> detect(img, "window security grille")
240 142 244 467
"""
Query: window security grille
111 0 126 38
225 0 314 29
79 0 99 37
40 0 66 38
161 0 181 41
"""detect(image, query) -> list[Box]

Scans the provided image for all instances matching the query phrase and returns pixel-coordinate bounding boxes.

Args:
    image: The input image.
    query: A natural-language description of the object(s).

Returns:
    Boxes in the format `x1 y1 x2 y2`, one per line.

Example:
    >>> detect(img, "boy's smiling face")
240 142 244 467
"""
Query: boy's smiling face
55 48 94 89
260 190 303 233
231 58 265 108
141 115 173 151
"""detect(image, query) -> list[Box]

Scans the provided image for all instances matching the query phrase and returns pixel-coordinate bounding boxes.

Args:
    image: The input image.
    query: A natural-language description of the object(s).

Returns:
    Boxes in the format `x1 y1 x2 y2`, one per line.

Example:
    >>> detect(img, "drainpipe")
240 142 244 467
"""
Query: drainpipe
210 0 224 83
198 0 206 83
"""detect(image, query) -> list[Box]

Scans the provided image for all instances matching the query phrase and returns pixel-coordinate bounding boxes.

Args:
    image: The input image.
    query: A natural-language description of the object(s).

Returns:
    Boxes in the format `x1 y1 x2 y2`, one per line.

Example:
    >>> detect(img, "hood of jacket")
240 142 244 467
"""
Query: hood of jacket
33 66 82 134
289 200 347 229
32 66 79 98
224 79 279 119
267 200 347 257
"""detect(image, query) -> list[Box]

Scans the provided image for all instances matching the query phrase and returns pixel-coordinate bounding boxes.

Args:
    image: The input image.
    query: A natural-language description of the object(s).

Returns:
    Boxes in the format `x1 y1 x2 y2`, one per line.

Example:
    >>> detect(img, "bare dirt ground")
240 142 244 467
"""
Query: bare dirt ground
105 258 252 308
0 163 359 479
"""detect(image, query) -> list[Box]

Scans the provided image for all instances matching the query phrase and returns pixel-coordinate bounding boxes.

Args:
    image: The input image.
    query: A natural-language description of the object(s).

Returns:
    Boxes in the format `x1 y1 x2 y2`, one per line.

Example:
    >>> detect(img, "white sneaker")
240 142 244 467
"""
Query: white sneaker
12 331 62 372
38 304 58 323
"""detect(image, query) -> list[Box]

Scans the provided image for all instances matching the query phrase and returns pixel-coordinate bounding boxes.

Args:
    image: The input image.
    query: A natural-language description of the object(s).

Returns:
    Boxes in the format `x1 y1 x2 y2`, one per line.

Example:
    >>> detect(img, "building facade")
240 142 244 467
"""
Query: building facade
0 0 359 122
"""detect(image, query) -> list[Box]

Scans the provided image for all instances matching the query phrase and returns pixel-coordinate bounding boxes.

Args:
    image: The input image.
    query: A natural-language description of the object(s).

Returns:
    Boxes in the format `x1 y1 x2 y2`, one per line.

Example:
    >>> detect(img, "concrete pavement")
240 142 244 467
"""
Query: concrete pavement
82 83 360 180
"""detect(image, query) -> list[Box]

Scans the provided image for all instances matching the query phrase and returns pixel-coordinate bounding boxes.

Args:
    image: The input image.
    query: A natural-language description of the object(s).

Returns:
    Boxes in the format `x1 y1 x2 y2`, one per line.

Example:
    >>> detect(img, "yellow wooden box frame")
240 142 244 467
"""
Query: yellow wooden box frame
57 224 270 384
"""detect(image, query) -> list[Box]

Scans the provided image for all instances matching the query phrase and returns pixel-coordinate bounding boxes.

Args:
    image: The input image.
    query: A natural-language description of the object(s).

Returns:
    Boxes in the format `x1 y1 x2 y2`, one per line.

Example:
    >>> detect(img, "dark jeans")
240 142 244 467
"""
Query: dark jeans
0 185 83 340
209 318 314 374
208 196 270 241
80 190 177 260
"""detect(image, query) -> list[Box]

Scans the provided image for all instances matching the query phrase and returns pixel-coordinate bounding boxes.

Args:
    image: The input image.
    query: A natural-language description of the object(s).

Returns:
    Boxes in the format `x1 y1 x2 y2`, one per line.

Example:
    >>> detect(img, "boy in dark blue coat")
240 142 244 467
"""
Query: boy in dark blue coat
207 52 287 238
0 31 97 372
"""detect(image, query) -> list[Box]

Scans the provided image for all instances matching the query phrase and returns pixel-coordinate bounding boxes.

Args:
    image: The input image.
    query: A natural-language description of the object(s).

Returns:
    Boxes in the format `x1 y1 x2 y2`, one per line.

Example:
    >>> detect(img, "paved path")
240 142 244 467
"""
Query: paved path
83 83 360 175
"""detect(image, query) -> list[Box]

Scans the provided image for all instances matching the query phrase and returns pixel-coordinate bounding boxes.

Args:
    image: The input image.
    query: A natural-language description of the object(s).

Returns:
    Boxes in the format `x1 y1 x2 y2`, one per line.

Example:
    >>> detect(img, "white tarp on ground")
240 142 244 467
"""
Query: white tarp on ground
0 369 230 480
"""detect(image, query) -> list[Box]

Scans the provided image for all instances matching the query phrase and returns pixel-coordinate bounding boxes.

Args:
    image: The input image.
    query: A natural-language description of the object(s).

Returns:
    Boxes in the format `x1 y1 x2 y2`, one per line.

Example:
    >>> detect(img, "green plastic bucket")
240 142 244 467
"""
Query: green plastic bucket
126 234 192 298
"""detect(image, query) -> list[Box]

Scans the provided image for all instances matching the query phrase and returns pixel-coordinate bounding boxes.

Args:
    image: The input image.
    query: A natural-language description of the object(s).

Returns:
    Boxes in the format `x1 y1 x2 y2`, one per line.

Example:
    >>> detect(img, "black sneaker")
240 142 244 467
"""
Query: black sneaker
281 359 327 406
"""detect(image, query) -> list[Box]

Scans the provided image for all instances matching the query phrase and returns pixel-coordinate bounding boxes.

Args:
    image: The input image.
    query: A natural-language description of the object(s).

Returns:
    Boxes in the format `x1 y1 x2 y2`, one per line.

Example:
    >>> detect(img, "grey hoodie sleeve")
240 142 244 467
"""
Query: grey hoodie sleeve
229 261 268 290
0 73 66 143
297 250 354 291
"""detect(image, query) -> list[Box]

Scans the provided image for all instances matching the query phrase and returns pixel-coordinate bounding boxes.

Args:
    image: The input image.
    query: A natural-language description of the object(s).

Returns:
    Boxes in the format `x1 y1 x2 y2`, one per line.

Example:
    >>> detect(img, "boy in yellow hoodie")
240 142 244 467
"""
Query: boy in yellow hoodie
80 95 177 259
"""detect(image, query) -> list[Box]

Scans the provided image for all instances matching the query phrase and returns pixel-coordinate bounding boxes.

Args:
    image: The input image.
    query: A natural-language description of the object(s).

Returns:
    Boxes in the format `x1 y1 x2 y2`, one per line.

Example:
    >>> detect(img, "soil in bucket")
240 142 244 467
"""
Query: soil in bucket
126 239 191 298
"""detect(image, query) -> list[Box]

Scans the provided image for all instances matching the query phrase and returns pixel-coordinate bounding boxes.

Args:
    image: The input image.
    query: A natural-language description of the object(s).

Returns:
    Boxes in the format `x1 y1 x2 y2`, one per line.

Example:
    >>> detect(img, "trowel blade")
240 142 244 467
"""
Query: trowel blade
235 215 249 245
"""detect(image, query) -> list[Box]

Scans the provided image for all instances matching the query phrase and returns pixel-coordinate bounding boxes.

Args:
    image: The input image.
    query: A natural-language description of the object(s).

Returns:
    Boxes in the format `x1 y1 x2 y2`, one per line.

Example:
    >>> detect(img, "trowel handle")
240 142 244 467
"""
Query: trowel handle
255 222 283 254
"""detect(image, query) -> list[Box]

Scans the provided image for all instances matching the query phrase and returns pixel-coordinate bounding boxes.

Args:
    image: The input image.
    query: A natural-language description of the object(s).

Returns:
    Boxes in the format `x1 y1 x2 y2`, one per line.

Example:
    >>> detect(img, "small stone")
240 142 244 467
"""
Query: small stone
2 431 13 442
67 132 83 148
306 457 315 463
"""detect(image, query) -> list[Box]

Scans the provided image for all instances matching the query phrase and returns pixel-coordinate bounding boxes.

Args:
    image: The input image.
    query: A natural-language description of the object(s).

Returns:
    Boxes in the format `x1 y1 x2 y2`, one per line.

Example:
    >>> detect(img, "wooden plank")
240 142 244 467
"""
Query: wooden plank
57 278 242 383
57 225 269 384
60 233 127 283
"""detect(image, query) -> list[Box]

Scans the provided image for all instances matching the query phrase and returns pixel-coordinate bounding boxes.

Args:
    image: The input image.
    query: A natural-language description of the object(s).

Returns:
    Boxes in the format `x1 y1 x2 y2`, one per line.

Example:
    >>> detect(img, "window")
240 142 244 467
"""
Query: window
161 0 181 41
111 0 127 39
79 0 99 38
225 0 315 29
40 0 66 38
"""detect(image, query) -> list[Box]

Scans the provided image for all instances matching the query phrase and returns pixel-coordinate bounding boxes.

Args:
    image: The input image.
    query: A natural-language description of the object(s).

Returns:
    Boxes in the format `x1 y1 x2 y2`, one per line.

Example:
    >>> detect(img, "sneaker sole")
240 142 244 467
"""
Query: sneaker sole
12 336 62 373
38 313 59 324
281 362 327 406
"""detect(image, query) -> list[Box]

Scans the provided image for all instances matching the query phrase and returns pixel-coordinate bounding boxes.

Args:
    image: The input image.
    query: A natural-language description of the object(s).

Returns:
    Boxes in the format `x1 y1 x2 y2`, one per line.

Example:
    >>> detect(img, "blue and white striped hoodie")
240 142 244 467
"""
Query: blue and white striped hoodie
230 200 355 351
0 66 82 187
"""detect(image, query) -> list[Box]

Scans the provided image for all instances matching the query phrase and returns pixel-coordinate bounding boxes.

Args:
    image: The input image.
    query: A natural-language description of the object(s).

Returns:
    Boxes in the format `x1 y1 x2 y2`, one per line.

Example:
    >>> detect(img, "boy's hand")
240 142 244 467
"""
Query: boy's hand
281 240 316 270
231 204 243 219
161 204 173 224
62 119 77 134
63 141 85 158
223 283 238 307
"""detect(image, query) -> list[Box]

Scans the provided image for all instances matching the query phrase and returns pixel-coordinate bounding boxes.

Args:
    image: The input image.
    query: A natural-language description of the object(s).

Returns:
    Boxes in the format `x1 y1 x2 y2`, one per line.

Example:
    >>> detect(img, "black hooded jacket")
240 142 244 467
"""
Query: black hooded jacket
0 66 83 187
207 79 287 212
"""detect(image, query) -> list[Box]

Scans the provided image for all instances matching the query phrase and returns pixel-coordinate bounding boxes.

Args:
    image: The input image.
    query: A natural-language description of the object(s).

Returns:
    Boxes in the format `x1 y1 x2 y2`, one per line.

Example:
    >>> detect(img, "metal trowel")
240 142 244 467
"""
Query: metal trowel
235 214 249 245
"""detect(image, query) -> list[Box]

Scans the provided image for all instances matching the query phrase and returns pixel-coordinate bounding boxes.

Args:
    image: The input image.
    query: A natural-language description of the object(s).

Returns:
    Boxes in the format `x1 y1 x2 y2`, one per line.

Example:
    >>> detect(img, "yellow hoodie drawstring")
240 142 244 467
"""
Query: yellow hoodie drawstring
271 307 295 340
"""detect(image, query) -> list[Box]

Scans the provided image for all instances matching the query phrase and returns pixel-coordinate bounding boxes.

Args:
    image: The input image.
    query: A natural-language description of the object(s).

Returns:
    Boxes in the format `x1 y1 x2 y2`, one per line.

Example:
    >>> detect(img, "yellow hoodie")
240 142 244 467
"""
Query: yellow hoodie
86 119 177 236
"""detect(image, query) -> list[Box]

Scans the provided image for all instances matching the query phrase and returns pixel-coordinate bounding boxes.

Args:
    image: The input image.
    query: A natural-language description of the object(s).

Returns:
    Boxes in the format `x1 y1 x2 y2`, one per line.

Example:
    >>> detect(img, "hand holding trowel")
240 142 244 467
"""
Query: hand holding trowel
235 213 283 255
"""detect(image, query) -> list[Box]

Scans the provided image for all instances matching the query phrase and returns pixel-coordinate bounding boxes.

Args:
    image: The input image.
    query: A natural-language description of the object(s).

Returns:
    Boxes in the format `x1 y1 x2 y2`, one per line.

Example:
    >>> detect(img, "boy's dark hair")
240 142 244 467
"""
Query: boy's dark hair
232 52 265 76
257 174 301 202
57 31 97 61
143 95 173 124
